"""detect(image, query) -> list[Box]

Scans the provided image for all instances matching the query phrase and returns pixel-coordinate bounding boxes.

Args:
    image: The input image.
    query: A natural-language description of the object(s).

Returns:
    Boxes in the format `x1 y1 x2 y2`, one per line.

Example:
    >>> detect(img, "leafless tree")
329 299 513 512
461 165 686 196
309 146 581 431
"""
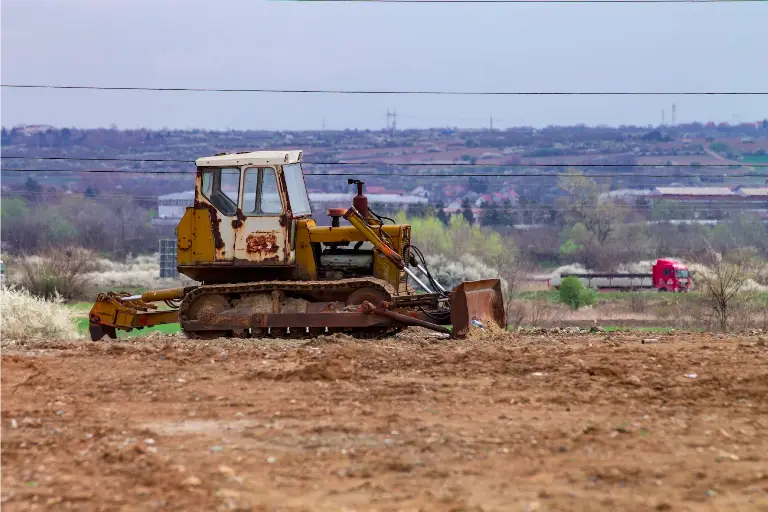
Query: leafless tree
696 244 761 331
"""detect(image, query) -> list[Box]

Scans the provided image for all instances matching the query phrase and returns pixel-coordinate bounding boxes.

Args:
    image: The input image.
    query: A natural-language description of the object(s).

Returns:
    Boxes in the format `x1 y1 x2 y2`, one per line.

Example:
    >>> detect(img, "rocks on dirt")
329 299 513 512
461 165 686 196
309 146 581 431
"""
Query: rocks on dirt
182 476 202 487
217 465 236 477
516 326 592 335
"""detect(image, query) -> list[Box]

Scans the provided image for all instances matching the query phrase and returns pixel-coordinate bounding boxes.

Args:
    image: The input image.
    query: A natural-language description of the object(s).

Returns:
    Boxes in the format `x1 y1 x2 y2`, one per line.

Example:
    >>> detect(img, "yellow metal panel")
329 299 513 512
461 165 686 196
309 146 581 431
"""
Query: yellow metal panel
294 219 317 280
309 221 412 291
308 225 404 243
176 208 195 265
193 209 216 262
373 250 400 285
371 230 407 290
177 207 216 265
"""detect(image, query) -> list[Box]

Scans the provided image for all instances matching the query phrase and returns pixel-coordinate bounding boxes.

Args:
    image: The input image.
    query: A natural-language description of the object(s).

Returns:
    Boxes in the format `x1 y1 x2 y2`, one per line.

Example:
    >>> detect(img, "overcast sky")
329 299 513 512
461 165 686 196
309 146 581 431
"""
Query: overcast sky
2 0 766 130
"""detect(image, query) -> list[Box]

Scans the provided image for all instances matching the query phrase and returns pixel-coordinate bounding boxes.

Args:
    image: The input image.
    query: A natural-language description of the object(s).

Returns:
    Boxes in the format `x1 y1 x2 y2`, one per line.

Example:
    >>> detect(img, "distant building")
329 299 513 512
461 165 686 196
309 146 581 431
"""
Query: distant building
158 191 196 219
648 186 768 217
652 187 735 201
18 124 55 136
601 188 654 202
734 187 768 200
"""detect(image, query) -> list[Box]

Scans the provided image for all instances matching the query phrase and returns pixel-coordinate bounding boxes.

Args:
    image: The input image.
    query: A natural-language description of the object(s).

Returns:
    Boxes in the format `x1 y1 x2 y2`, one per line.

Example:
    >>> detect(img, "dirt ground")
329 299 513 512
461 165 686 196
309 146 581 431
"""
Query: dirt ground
2 330 768 511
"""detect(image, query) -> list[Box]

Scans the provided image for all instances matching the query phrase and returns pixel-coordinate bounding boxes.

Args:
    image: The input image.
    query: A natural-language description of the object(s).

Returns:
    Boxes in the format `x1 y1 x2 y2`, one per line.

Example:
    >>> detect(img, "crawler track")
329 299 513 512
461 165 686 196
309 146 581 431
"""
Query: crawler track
179 278 402 338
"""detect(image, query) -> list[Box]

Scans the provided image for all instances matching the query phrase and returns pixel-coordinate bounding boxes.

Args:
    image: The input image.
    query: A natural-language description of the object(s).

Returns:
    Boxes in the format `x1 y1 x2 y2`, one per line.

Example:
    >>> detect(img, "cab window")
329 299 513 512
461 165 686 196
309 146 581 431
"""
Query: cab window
242 167 282 215
283 163 311 216
199 168 240 216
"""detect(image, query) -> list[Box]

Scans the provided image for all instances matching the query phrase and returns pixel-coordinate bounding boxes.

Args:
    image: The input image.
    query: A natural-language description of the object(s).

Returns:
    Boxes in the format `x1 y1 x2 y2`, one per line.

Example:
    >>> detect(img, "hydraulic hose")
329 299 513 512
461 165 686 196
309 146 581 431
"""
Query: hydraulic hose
404 244 449 298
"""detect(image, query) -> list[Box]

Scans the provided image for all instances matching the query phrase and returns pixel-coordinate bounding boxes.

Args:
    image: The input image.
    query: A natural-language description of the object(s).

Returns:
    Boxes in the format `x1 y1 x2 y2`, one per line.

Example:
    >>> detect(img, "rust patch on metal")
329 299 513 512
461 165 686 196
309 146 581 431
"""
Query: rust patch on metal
193 168 205 208
246 232 279 255
200 204 225 250
232 208 246 229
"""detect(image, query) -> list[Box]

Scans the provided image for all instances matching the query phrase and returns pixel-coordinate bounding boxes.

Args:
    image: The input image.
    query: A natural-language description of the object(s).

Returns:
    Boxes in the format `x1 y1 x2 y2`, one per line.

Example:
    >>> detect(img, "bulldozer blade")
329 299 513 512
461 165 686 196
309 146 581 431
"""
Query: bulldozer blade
450 279 506 338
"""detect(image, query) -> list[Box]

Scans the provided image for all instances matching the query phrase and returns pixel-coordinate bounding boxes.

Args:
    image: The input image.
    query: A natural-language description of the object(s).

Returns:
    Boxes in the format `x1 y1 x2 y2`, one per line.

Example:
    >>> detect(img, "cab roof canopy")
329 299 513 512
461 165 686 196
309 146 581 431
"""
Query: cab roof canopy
195 150 303 168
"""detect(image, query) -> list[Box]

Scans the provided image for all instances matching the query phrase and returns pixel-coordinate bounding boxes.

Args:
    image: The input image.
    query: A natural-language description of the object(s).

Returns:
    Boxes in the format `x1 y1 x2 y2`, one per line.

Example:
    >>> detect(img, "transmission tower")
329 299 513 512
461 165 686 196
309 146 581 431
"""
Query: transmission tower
386 109 398 132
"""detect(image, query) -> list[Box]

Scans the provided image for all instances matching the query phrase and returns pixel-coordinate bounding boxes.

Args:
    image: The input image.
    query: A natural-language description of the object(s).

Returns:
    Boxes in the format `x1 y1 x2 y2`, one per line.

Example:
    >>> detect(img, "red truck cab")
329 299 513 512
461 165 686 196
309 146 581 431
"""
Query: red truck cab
652 258 691 292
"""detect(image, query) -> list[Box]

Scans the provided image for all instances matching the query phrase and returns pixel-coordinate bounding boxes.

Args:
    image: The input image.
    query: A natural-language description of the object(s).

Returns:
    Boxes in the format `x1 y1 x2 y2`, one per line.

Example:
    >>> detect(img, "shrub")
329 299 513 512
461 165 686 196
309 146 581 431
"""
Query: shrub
526 299 553 326
558 276 596 310
629 292 649 313
424 253 508 293
505 300 527 328
18 246 98 300
0 286 80 341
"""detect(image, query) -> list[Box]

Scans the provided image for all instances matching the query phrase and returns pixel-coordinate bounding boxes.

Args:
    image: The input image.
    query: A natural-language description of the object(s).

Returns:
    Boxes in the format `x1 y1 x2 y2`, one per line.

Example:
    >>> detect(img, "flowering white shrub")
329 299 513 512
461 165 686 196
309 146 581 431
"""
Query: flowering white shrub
0 286 80 340
425 254 508 293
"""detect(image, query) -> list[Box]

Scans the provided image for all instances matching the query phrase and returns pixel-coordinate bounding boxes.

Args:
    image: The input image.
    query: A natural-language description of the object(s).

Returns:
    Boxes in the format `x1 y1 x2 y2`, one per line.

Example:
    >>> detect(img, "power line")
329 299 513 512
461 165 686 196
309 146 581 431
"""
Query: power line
2 167 764 178
288 0 764 3
2 84 764 95
316 162 764 168
2 155 765 169
1 168 193 175
1 155 195 164
1 190 162 201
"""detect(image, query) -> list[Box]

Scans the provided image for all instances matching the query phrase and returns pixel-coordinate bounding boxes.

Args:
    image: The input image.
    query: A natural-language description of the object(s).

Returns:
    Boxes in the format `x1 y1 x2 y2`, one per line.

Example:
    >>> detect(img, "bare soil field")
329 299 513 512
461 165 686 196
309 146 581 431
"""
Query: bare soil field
2 330 768 511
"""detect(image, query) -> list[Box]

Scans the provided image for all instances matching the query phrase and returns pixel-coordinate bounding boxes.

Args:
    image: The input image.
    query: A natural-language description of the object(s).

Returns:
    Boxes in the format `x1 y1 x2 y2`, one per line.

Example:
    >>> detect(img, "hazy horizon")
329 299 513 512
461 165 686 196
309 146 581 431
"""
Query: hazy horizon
3 118 765 132
2 0 766 131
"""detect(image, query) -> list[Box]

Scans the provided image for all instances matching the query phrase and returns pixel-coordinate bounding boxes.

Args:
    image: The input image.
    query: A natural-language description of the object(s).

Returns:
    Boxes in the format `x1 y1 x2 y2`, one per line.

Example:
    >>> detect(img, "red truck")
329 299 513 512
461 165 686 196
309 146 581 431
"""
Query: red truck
553 258 692 292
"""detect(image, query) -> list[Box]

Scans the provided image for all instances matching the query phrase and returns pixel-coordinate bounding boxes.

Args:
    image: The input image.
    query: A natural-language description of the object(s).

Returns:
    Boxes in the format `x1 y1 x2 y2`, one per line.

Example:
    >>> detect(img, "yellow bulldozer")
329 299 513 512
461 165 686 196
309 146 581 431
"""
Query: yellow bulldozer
88 150 506 340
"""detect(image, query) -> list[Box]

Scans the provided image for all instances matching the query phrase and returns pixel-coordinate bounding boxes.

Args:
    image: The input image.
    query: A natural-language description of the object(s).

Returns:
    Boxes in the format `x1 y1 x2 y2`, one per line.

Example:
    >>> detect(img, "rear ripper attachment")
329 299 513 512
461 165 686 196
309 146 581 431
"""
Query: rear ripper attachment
88 287 195 340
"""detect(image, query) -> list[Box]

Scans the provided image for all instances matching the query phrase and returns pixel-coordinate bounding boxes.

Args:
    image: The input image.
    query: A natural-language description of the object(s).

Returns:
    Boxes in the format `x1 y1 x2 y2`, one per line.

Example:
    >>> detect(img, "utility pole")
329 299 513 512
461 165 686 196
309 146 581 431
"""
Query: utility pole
671 104 676 126
321 117 326 131
386 109 398 133
490 114 494 132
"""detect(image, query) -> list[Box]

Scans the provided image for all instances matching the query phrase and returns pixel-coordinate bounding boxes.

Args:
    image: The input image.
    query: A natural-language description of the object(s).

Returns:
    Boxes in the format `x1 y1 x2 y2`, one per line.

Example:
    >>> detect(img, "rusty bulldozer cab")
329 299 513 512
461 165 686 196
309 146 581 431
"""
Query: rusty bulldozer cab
88 150 506 340
175 150 311 283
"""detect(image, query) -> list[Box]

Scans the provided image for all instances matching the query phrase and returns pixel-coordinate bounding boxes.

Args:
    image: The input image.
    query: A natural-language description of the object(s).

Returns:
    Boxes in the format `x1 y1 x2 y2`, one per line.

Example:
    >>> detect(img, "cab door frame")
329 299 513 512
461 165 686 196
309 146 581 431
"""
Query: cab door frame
233 165 290 265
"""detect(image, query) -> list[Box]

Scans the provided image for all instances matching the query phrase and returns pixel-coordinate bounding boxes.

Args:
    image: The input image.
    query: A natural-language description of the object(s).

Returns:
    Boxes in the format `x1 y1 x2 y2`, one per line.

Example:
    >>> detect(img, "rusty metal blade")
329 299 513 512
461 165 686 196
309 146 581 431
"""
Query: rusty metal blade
449 279 506 338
